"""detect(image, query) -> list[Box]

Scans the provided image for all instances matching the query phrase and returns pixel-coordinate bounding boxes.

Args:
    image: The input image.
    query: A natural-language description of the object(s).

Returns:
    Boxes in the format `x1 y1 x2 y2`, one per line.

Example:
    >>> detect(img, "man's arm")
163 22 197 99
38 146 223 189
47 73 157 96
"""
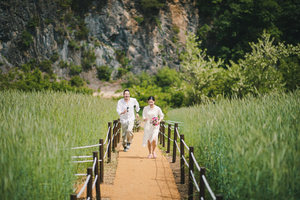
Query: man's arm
116 100 123 116
134 98 140 113
134 99 140 118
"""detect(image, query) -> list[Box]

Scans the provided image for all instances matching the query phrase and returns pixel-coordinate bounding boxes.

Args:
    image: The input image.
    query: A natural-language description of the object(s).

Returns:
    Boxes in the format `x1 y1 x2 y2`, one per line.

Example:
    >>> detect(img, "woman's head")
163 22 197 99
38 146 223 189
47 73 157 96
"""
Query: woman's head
148 96 155 101
148 96 155 106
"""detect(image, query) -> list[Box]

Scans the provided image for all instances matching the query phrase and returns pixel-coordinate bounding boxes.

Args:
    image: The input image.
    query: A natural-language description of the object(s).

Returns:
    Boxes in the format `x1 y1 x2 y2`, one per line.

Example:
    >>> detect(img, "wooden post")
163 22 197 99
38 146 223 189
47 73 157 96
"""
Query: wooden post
200 167 206 200
87 167 93 200
172 123 178 163
70 194 77 200
133 120 135 132
99 139 104 183
216 195 223 200
108 122 112 163
113 120 118 151
188 146 194 200
118 119 121 142
159 123 162 145
162 122 165 147
93 151 101 200
167 124 171 153
180 134 185 184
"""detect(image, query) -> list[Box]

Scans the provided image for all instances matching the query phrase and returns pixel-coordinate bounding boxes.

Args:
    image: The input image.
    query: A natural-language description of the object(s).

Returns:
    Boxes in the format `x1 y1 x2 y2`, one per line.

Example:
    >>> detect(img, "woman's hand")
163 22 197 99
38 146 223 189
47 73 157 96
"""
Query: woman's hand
144 118 147 122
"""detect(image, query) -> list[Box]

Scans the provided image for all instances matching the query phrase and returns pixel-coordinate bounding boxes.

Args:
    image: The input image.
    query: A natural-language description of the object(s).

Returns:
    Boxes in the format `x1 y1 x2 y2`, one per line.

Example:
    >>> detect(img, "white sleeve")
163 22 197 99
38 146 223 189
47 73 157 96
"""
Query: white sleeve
134 98 140 113
158 107 164 120
116 100 122 116
143 106 147 120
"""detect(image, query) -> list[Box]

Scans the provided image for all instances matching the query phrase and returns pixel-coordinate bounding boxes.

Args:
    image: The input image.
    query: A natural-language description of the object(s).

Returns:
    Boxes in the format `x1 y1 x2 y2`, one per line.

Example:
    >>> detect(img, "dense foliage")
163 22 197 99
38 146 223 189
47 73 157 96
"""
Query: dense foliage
0 61 93 95
122 67 186 116
167 90 300 199
196 0 300 65
180 32 300 104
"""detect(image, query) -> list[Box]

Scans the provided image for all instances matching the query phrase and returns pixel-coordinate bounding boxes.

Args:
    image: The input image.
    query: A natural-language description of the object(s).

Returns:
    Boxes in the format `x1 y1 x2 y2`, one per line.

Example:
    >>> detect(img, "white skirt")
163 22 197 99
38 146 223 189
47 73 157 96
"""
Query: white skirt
142 121 159 146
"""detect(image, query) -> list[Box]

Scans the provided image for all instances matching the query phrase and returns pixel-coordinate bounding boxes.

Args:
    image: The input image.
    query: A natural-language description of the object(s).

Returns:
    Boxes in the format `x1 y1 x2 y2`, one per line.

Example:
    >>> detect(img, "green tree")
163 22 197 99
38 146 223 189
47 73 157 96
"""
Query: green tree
196 0 300 65
180 32 224 103
70 75 84 87
156 67 181 88
238 31 300 95
21 31 33 50
97 65 112 81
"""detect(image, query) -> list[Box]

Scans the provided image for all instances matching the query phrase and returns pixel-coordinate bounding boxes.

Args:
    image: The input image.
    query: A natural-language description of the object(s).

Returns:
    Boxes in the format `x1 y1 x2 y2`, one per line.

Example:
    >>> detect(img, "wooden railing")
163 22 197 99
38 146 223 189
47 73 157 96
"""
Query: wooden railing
159 122 223 200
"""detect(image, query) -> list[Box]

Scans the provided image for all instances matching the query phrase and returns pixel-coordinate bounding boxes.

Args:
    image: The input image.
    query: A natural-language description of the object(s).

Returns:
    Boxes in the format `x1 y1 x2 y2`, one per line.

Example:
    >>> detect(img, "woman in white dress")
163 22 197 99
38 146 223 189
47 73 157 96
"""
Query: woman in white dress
142 96 164 158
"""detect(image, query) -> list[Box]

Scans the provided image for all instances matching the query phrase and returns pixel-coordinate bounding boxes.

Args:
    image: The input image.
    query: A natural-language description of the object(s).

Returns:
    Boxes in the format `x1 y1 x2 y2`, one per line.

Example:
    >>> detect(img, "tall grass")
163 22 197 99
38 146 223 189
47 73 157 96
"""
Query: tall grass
167 91 300 199
0 90 118 200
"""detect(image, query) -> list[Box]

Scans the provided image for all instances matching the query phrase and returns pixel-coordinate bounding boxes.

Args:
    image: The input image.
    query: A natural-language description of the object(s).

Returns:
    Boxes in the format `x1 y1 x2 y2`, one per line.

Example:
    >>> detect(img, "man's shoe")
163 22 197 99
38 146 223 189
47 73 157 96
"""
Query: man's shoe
127 143 131 149
123 146 127 152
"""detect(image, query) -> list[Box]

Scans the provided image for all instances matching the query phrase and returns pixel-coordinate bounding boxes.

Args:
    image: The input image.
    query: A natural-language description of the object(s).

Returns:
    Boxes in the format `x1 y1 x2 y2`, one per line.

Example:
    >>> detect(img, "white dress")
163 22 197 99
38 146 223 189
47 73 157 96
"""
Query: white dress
142 105 164 146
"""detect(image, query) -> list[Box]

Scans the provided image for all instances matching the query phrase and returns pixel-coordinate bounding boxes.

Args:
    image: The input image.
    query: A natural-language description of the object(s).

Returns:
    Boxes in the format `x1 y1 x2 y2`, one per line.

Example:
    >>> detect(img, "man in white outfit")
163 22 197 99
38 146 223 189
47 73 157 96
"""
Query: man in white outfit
116 89 140 152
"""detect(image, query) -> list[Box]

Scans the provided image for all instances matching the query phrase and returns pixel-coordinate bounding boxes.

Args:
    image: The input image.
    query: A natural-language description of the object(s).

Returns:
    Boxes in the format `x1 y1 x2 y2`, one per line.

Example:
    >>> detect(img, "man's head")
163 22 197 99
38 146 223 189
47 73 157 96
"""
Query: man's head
123 89 130 101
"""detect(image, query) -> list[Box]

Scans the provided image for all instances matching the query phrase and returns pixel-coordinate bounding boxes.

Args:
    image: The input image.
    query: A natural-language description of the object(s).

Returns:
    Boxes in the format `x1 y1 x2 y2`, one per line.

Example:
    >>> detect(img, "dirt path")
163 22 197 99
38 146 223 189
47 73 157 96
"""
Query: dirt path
76 126 181 200
104 127 181 200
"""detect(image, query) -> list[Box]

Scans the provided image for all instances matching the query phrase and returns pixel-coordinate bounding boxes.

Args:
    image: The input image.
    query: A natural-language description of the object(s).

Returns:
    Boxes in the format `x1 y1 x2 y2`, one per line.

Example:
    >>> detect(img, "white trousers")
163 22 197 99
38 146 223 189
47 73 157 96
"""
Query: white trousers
121 120 134 147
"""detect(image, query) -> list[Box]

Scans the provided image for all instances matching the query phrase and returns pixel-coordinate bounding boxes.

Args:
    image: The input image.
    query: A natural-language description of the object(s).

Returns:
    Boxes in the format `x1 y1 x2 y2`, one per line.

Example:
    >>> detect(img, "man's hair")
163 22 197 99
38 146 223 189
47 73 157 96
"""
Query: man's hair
123 89 130 94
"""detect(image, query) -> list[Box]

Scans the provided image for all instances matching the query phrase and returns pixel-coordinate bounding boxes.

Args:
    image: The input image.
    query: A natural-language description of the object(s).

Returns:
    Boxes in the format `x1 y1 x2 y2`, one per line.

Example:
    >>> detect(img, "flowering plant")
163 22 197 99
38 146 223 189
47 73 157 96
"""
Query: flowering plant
150 117 159 126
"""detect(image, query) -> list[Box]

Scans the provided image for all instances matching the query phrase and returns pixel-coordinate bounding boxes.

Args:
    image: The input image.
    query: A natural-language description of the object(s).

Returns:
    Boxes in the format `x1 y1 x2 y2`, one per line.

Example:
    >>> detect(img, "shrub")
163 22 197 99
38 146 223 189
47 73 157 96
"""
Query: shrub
172 36 178 44
156 66 181 88
70 75 84 87
68 40 77 49
21 31 33 50
170 91 185 107
96 65 112 81
57 28 64 35
82 59 92 70
82 49 96 61
0 62 3 66
153 16 161 29
64 12 73 22
28 16 39 28
70 21 77 29
69 63 82 75
44 18 52 25
50 52 59 62
134 17 144 24
172 25 180 34
39 60 53 75
141 0 165 10
117 68 127 79
59 60 68 68
58 37 64 44
81 49 96 70
75 20 90 40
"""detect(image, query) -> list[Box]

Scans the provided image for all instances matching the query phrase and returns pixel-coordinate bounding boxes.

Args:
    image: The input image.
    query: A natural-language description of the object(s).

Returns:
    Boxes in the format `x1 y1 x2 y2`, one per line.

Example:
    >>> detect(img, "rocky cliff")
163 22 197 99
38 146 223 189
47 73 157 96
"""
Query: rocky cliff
0 0 198 90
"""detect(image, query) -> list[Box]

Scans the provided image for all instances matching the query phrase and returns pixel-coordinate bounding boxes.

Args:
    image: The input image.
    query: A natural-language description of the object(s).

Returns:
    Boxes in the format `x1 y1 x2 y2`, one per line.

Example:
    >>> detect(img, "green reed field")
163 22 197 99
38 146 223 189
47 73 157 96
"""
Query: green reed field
168 91 300 199
0 90 119 200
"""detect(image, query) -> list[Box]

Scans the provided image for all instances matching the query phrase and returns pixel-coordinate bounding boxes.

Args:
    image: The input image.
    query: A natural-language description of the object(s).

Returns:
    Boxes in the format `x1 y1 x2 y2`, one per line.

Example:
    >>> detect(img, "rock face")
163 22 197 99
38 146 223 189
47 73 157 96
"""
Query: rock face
0 0 198 89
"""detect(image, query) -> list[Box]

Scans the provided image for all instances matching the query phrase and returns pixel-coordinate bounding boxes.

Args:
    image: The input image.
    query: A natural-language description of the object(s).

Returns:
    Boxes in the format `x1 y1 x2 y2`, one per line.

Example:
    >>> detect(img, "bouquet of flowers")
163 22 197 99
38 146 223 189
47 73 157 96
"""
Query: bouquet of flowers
150 117 159 126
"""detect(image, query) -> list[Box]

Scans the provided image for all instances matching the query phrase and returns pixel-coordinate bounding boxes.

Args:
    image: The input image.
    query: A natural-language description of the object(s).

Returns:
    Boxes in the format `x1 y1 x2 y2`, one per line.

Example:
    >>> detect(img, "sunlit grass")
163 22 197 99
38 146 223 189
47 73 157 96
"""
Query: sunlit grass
0 90 118 200
168 91 300 199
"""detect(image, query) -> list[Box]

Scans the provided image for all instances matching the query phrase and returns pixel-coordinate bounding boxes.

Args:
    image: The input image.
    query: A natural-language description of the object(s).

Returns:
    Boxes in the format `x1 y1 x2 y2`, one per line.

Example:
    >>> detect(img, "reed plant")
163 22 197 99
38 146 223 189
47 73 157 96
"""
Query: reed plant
0 90 118 199
168 91 300 199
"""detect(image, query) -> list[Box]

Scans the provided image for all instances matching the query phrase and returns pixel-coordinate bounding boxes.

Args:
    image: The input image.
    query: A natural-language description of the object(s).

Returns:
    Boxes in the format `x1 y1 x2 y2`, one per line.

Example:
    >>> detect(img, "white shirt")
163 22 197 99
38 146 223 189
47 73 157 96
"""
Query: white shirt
116 97 140 124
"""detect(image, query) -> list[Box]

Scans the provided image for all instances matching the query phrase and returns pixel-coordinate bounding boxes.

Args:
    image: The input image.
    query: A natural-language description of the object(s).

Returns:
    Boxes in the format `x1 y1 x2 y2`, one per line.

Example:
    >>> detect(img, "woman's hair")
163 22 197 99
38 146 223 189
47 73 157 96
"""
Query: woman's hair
148 96 155 101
